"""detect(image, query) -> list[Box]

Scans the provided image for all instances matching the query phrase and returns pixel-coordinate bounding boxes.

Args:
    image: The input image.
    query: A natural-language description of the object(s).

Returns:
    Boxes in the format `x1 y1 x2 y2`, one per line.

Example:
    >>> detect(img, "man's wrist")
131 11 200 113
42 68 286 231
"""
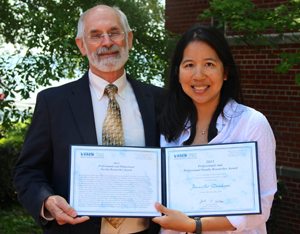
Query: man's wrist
40 199 54 221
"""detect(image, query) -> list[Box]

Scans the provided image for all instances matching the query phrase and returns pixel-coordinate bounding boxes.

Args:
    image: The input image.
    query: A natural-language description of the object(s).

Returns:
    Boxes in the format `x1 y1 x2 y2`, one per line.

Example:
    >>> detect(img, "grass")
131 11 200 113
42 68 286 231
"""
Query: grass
0 202 42 234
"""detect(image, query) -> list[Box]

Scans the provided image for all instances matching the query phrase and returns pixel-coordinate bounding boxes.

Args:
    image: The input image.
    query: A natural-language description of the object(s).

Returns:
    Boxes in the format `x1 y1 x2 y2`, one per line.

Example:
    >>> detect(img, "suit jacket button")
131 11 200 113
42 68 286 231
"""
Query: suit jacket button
94 223 101 228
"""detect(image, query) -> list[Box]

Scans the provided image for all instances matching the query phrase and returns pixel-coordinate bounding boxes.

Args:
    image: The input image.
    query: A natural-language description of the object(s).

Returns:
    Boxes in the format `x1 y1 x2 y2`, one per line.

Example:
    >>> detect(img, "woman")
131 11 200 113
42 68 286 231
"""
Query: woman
152 25 277 234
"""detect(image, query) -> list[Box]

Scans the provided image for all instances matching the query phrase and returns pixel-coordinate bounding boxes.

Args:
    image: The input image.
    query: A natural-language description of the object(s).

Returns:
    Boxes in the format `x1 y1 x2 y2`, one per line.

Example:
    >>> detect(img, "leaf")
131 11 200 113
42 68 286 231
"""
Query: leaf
280 53 288 59
296 74 300 85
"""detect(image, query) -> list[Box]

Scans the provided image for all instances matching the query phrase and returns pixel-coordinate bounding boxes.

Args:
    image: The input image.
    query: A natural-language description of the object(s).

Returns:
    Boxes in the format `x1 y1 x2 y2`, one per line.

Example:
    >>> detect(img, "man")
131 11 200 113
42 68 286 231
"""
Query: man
12 5 163 234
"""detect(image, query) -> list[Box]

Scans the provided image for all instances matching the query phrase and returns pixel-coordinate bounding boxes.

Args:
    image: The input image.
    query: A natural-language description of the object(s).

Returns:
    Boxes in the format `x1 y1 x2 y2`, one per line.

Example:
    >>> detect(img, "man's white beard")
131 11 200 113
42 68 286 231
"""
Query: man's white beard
86 42 129 72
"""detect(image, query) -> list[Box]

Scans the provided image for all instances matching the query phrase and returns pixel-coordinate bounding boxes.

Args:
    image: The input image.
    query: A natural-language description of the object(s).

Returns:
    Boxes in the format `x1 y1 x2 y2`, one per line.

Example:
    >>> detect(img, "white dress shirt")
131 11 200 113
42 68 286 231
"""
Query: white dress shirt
89 69 145 147
160 100 277 234
89 69 149 234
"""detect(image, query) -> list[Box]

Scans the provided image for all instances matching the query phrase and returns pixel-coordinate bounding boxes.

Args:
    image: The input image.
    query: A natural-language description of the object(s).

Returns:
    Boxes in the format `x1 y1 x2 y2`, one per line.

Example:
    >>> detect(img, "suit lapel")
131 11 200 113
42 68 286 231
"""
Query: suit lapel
68 72 98 144
127 75 156 147
67 73 157 146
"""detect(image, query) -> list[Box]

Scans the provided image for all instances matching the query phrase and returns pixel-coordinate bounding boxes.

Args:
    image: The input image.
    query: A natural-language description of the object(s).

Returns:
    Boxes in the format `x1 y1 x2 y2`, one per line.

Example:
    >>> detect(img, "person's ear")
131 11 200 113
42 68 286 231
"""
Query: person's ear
127 31 133 50
223 65 229 81
76 38 87 56
223 71 228 81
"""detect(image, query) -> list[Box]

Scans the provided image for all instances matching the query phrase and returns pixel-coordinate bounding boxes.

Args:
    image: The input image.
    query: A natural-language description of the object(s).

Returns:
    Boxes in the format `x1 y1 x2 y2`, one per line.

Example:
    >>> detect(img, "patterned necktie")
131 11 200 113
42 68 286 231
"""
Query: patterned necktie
102 84 125 229
102 84 125 146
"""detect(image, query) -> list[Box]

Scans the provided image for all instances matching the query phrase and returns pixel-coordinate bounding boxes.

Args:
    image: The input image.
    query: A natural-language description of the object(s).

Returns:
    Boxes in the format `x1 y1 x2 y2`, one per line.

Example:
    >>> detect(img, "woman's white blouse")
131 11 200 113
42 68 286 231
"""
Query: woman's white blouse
160 100 277 234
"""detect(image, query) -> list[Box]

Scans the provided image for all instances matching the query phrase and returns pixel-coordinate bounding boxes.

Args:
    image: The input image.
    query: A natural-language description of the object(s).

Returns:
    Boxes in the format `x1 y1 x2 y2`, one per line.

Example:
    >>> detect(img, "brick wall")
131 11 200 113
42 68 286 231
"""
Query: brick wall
165 0 210 34
277 176 300 233
231 44 300 167
232 43 300 234
165 0 300 233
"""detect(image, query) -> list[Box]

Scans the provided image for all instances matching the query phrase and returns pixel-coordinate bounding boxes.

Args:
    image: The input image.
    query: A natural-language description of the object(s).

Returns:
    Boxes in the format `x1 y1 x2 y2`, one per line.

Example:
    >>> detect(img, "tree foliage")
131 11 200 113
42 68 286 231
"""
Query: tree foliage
0 0 174 129
199 0 300 85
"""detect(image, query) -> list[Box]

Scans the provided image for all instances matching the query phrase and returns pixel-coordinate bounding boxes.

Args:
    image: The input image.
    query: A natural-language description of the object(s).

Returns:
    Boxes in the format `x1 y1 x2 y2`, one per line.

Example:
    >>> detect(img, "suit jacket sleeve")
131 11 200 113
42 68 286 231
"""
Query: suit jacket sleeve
12 91 56 225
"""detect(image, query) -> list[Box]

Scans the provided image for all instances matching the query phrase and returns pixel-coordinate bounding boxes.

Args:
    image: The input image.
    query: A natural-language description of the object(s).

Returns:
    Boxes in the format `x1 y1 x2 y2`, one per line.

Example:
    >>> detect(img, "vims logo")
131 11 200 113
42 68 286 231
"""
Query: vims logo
174 153 187 158
81 152 94 156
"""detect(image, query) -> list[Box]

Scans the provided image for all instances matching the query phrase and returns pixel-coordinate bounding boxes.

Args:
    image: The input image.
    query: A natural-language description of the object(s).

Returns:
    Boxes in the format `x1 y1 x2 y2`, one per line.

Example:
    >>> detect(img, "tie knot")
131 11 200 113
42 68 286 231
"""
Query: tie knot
105 84 118 97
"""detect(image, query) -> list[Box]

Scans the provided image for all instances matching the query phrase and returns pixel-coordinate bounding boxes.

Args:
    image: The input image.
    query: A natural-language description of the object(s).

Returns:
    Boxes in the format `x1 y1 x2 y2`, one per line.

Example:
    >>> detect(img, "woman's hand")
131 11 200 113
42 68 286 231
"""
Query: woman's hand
152 202 196 232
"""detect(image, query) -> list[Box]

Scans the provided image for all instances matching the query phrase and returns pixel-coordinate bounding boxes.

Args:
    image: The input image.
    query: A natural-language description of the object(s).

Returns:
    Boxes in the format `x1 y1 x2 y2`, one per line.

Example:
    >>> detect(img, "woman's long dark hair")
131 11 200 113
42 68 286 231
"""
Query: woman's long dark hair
159 25 244 144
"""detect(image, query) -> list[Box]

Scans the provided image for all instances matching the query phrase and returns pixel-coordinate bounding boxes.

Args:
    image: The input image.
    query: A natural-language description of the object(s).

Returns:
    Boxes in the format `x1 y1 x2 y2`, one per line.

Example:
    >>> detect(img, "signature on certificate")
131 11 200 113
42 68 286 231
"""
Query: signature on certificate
199 199 224 205
191 183 230 190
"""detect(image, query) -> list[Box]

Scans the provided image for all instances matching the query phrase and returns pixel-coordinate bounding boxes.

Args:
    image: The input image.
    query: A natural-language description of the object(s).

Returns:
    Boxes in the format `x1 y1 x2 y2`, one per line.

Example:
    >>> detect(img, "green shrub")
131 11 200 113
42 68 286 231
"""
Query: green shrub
0 123 29 207
0 143 22 205
0 203 42 234
266 179 288 234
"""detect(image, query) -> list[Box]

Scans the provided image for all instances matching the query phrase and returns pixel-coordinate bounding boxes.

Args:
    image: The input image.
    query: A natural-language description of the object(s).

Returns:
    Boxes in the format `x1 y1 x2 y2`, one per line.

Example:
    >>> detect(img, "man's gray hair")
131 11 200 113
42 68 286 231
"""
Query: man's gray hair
76 5 132 39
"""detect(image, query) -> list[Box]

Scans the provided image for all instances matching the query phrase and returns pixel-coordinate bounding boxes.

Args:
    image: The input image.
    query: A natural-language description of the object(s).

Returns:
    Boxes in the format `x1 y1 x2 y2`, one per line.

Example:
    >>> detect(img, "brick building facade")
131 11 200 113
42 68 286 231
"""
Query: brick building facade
165 0 300 233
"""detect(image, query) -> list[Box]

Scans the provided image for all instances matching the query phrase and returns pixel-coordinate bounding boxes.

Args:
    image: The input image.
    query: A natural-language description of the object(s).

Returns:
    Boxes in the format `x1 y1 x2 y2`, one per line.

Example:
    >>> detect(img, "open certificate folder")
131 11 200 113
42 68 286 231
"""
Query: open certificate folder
69 142 261 217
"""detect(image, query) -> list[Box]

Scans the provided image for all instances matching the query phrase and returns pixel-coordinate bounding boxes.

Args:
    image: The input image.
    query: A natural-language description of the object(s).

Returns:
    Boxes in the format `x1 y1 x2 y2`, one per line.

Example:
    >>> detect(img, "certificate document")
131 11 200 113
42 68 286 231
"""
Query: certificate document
164 142 260 216
69 142 260 217
69 146 162 217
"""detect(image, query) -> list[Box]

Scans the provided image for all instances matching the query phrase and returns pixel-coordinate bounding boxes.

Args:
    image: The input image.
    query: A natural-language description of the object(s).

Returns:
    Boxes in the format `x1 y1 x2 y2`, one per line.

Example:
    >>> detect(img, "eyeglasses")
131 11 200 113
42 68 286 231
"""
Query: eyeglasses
85 30 126 44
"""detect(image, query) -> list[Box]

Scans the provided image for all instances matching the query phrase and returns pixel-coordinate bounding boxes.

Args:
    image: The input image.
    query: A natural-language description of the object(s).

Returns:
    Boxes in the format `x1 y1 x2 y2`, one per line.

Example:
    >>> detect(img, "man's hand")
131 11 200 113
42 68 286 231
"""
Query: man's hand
152 202 196 232
44 195 90 225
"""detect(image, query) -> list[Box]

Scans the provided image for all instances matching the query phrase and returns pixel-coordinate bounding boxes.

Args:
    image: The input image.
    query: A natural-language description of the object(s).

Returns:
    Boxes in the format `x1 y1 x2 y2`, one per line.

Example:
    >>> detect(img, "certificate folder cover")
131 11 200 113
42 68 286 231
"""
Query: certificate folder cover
69 142 261 218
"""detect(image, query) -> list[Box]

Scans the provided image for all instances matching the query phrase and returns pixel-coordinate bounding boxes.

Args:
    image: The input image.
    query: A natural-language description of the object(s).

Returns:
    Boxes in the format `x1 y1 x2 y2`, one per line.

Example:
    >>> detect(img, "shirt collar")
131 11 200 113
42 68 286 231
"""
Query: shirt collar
216 99 238 123
216 99 239 132
181 100 239 144
88 69 127 100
